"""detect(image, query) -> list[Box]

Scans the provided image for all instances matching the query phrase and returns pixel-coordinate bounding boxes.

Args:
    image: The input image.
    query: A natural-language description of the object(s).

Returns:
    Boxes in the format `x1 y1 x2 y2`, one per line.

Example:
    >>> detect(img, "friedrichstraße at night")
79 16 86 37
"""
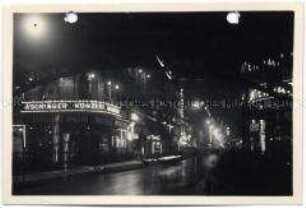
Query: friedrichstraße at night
12 11 293 195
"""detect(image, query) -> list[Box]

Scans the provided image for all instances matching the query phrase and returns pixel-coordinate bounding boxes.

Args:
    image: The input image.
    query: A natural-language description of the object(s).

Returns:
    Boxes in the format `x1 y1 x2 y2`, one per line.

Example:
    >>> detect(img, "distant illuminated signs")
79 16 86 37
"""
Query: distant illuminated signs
250 120 260 132
259 119 266 154
249 89 271 103
21 100 120 116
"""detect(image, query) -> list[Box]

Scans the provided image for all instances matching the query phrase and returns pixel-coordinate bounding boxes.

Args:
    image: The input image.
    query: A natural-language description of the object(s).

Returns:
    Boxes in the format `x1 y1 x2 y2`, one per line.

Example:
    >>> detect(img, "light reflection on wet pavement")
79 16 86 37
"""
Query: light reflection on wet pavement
17 158 211 195
15 150 291 195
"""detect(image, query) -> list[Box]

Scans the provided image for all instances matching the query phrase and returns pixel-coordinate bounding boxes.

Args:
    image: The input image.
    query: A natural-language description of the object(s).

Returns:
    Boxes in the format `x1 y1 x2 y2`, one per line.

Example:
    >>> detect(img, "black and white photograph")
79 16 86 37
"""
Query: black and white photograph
2 2 303 205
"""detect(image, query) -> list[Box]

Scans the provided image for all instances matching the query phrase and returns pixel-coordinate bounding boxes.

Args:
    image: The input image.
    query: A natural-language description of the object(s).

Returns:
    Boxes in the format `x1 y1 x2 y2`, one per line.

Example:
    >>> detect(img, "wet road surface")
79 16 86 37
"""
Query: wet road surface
16 158 206 195
14 151 291 195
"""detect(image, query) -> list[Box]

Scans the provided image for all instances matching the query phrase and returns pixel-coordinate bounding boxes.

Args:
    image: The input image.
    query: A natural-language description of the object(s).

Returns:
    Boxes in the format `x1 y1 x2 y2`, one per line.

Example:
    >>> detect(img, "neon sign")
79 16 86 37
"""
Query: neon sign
21 100 120 116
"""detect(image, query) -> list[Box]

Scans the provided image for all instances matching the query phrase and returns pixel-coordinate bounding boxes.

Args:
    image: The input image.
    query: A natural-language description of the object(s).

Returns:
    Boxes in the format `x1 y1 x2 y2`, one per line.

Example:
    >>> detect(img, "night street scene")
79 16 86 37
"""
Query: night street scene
12 11 293 196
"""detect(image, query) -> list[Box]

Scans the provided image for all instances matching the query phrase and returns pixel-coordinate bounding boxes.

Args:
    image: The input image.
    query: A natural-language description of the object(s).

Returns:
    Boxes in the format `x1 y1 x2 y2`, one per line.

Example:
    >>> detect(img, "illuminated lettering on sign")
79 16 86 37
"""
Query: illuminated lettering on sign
21 100 120 116
24 102 68 111
106 105 120 115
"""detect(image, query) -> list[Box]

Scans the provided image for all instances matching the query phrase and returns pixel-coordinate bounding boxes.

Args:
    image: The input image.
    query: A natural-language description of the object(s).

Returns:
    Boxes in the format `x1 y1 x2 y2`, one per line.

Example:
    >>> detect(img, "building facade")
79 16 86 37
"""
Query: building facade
13 70 169 173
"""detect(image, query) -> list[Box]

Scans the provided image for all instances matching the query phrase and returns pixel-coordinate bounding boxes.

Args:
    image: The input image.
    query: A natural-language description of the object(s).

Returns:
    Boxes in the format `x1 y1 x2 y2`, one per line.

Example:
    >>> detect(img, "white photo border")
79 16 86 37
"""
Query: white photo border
2 2 303 205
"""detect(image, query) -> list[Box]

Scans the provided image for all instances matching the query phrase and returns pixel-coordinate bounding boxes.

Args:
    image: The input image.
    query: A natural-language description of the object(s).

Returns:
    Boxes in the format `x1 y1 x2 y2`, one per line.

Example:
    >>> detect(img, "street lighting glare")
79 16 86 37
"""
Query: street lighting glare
115 85 119 90
209 124 215 131
131 113 139 122
88 73 95 80
227 12 241 25
23 15 47 38
64 12 78 24
192 101 200 109
107 81 112 85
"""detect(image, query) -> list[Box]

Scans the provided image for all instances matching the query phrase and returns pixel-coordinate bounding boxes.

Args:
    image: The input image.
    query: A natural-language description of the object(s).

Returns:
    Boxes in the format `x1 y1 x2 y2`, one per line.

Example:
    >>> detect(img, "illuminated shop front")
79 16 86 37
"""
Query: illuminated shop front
13 69 178 171
243 88 292 156
16 99 130 168
13 72 138 170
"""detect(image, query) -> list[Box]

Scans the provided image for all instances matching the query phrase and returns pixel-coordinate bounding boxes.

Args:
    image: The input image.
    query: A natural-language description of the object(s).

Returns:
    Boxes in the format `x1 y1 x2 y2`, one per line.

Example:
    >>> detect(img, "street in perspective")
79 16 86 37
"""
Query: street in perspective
12 11 293 195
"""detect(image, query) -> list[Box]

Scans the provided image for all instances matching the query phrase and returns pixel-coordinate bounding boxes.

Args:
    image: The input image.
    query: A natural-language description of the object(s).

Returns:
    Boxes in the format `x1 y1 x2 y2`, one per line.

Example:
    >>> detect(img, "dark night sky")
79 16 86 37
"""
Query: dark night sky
13 12 294 125
14 12 294 79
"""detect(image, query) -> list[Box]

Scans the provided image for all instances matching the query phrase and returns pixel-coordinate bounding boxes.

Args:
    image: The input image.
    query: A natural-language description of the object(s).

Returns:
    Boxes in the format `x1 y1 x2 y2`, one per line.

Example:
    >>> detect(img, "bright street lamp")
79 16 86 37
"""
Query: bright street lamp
64 12 78 24
87 73 95 80
192 100 201 109
23 15 47 38
227 11 241 25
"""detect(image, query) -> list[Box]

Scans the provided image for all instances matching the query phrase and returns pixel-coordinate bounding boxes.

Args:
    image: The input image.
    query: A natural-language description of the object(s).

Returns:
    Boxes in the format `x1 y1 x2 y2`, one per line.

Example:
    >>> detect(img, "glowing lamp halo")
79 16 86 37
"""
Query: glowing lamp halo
226 11 241 25
64 11 78 24
23 15 48 38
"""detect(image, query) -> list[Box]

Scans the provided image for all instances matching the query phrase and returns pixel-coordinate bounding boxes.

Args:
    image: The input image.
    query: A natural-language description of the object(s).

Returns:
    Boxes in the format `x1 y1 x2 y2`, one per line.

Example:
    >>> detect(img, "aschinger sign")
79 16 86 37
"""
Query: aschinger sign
20 100 121 116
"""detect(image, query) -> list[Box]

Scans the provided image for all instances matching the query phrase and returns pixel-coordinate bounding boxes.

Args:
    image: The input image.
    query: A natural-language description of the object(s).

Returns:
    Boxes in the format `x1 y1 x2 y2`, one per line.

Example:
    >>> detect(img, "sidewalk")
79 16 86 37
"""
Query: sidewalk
14 160 144 184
